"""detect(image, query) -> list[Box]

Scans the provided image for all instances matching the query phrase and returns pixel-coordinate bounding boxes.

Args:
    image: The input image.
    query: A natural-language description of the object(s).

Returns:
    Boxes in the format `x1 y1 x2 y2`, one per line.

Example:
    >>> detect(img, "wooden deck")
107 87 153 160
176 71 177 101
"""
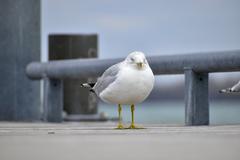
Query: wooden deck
0 122 240 160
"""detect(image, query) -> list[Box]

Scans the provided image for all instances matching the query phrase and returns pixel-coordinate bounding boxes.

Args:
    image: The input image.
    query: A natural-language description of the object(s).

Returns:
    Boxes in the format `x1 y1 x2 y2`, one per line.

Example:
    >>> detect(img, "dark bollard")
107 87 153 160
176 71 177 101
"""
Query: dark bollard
0 0 41 121
184 68 209 125
48 34 98 121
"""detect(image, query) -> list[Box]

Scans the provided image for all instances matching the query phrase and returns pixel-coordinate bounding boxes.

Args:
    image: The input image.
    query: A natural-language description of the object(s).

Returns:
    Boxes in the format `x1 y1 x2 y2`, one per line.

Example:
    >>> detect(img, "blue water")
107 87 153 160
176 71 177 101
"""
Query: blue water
99 100 240 125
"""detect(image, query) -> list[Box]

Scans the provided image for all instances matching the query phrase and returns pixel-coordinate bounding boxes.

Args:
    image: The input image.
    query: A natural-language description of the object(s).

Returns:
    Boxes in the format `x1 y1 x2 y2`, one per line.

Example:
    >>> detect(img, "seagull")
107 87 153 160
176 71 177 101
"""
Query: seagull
219 80 240 93
81 51 155 129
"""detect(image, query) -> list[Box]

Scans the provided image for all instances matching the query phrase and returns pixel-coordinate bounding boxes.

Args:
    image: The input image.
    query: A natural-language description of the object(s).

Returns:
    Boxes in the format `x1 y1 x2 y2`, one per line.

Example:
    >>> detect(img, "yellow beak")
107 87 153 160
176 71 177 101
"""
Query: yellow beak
137 62 144 69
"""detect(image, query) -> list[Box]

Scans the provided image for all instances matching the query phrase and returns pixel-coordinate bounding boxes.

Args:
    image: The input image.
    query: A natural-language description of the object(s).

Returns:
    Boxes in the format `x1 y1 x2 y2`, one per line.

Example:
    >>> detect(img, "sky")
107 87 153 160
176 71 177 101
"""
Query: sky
41 0 240 84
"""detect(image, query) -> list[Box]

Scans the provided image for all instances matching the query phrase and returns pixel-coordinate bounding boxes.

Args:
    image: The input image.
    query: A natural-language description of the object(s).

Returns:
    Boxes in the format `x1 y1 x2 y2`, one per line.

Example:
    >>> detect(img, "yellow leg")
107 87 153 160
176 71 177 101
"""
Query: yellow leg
127 104 144 129
116 104 124 129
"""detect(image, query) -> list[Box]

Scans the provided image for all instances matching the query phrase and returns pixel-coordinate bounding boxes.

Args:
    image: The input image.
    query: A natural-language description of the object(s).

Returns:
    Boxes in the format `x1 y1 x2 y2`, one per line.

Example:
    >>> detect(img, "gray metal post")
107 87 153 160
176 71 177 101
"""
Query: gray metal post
48 35 98 115
43 78 63 122
0 0 41 121
184 68 209 125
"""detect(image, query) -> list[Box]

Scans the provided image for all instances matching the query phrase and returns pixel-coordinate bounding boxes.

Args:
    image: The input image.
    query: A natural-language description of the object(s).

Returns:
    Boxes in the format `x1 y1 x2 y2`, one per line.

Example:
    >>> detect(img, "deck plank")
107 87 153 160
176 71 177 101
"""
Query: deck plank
0 122 240 160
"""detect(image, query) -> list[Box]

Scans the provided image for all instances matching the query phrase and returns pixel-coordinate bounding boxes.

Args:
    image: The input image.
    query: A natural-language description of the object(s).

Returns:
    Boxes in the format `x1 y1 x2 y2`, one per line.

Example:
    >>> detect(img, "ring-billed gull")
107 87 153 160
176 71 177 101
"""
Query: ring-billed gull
81 51 155 129
219 80 240 93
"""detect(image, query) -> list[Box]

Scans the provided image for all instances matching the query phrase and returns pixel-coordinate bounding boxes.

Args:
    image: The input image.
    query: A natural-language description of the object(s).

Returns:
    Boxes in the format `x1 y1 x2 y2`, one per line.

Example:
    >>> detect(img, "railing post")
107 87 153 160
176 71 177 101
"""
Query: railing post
184 68 209 126
43 78 63 122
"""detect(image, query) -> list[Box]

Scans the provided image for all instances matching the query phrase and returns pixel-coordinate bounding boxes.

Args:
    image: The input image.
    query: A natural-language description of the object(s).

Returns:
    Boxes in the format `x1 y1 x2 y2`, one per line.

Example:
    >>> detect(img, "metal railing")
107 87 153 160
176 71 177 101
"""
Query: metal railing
26 50 240 125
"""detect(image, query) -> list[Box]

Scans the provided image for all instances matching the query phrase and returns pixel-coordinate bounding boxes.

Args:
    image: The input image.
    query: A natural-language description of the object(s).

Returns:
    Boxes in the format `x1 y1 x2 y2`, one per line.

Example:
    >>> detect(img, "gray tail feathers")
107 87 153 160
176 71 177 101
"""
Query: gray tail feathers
219 88 231 93
219 88 237 93
81 83 96 93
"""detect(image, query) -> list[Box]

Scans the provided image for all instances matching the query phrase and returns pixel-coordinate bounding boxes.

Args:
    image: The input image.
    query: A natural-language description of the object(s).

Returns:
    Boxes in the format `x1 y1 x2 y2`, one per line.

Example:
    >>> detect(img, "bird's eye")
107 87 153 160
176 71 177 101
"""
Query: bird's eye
130 57 134 62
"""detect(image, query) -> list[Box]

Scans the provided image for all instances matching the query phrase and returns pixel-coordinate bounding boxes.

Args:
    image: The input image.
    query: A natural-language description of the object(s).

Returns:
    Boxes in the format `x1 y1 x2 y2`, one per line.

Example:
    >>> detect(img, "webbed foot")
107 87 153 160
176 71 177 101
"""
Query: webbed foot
126 124 145 129
115 123 125 129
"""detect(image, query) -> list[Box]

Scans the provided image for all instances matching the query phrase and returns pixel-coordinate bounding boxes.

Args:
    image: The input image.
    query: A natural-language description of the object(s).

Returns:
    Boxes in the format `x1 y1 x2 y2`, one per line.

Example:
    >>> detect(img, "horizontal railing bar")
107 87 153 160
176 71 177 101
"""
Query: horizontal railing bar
26 50 240 79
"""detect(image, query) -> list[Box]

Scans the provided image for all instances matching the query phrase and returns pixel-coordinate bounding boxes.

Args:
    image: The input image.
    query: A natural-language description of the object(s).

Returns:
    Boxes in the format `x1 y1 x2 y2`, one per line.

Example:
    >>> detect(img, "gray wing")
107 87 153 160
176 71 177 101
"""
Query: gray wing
231 80 240 92
93 62 121 95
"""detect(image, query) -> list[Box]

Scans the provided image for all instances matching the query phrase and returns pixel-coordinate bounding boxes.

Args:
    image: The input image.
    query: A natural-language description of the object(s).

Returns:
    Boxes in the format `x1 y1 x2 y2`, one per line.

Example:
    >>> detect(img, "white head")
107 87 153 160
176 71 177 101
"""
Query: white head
125 51 148 69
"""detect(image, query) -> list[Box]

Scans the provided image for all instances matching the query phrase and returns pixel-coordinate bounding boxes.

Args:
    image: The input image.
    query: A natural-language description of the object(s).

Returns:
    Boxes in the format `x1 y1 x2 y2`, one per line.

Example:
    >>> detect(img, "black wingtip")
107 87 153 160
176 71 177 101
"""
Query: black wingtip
88 83 96 88
81 83 96 94
81 83 96 88
90 89 95 93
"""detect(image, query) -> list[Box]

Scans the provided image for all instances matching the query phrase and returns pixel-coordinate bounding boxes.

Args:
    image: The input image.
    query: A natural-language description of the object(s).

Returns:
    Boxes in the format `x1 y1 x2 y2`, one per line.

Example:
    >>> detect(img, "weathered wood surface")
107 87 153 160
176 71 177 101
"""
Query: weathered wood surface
0 122 240 160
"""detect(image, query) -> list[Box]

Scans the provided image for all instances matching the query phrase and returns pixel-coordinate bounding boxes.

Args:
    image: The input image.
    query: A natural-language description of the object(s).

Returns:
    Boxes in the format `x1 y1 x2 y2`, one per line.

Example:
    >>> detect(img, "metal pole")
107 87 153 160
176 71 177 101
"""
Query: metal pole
43 78 63 122
0 0 41 121
26 50 240 79
184 68 209 125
